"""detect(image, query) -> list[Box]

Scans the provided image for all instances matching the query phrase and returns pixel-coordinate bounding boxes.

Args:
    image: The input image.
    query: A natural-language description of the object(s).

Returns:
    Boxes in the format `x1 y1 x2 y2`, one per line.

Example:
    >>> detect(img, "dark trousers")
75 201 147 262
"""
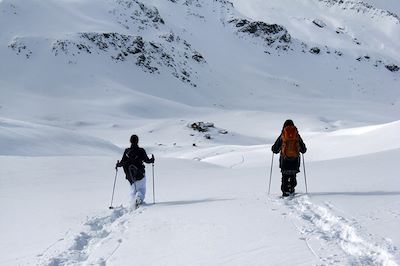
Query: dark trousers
281 174 297 193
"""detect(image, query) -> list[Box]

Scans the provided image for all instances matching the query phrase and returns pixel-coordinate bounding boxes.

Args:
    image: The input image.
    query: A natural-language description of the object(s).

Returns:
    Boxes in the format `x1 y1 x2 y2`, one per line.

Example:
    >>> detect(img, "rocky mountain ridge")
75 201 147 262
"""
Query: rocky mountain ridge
3 0 398 92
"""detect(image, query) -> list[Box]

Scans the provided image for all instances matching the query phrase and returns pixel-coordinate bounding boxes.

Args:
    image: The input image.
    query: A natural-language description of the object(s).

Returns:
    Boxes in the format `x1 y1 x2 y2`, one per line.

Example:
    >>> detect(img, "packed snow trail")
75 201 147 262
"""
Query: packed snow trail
39 194 398 266
270 194 399 265
38 206 145 265
35 195 321 265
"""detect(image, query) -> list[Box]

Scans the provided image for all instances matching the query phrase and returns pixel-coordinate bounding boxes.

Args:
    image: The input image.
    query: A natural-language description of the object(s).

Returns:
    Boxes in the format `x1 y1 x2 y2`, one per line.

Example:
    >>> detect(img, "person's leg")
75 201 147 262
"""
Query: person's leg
135 177 146 203
281 174 290 196
289 174 297 193
129 182 137 203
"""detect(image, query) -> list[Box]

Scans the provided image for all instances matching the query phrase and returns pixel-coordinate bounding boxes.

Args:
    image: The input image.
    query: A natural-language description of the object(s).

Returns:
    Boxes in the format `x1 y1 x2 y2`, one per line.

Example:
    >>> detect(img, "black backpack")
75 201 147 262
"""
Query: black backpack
123 148 144 183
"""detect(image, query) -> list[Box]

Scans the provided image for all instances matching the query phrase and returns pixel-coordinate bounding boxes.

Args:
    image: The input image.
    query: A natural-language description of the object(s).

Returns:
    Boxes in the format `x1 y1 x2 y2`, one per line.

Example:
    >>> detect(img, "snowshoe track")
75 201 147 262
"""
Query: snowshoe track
38 206 145 265
272 195 398 265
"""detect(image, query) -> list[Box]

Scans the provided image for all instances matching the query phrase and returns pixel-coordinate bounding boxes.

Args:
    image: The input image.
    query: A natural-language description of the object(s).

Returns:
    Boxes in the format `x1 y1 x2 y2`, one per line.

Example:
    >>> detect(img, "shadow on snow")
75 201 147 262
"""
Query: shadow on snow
309 191 400 197
154 198 235 206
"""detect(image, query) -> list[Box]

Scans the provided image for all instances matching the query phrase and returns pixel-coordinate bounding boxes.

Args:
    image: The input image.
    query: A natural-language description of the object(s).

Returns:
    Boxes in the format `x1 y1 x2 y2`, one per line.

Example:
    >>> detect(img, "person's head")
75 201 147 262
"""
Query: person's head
130 134 139 145
282 119 294 129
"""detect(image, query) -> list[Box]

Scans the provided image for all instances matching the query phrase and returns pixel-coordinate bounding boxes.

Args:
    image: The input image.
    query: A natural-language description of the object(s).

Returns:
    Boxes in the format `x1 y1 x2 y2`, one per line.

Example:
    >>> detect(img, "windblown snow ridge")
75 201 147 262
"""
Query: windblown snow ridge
0 118 121 156
317 0 400 24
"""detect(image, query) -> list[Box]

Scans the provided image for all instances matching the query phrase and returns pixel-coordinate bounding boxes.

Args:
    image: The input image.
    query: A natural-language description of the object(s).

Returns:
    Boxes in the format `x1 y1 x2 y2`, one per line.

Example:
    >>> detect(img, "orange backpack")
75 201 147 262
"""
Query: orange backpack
281 125 300 158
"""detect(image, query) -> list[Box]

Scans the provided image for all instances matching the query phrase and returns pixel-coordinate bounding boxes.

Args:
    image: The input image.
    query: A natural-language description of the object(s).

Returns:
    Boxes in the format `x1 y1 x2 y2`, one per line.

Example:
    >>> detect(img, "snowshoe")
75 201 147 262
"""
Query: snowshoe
135 197 142 209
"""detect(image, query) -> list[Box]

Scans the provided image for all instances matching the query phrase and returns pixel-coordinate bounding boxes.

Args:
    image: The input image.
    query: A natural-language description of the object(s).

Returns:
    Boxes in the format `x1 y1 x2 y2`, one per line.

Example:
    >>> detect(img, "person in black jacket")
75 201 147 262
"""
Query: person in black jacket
116 134 154 205
271 120 306 197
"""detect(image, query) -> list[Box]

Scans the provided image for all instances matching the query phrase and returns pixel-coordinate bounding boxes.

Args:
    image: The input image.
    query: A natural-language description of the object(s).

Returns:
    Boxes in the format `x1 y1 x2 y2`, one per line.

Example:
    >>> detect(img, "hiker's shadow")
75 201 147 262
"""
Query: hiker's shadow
310 191 400 197
155 198 234 206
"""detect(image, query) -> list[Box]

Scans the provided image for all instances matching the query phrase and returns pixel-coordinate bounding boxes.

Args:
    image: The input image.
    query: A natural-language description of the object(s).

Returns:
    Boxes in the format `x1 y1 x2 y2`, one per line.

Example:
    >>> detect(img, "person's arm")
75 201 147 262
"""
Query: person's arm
142 149 155 164
271 135 282 154
299 135 307 154
116 149 128 168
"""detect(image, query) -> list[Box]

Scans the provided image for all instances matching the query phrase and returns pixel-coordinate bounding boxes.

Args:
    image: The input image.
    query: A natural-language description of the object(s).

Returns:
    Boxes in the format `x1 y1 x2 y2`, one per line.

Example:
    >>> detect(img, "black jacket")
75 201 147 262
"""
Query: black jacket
117 144 154 182
271 134 306 174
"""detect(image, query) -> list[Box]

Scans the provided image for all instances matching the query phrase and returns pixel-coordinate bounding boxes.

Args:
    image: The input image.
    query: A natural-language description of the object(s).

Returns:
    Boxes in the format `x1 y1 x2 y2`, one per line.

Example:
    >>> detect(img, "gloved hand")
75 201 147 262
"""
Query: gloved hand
271 146 278 154
115 160 120 169
151 154 155 163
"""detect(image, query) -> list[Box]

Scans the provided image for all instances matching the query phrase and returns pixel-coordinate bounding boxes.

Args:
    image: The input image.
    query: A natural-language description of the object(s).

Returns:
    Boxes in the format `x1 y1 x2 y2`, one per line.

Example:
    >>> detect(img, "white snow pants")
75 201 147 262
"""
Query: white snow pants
130 177 146 202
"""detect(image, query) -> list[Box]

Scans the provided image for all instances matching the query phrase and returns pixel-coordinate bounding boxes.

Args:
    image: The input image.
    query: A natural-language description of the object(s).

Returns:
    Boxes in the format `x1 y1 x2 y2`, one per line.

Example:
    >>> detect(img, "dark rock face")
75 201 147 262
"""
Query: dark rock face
190 122 214 132
229 18 291 49
6 0 397 87
51 32 205 85
189 122 228 140
192 51 206 63
310 47 321 54
385 64 399 72
112 0 165 30
335 50 343 56
353 38 361 45
8 0 209 88
356 55 370 62
312 19 326 28
336 27 345 34
52 33 156 71
213 0 234 6
183 0 202 7
236 20 287 37
49 0 206 86
8 40 32 58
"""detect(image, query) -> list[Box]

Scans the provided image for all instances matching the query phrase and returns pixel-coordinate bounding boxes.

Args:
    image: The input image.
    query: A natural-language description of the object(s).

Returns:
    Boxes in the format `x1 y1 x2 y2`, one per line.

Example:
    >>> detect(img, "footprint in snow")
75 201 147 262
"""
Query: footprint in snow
274 195 398 265
40 206 132 265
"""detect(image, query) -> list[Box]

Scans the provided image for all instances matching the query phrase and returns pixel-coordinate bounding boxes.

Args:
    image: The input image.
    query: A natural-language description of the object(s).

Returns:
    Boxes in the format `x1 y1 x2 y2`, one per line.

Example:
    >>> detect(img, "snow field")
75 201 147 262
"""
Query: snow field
0 0 399 265
1 142 399 265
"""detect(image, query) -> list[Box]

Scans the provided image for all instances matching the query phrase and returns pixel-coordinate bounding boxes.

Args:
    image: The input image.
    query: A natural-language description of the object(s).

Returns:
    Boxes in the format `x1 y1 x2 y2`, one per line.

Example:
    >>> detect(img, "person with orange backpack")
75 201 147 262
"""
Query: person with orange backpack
271 119 307 197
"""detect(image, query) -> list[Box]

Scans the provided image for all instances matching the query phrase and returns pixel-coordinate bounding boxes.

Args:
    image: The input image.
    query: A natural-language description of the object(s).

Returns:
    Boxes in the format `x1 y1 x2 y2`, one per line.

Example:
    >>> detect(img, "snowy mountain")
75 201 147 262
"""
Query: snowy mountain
0 0 399 265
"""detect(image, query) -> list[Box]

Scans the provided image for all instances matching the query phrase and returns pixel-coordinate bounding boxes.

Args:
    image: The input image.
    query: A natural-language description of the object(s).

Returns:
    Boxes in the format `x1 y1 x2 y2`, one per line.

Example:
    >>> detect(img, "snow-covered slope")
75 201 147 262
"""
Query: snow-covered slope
0 0 399 265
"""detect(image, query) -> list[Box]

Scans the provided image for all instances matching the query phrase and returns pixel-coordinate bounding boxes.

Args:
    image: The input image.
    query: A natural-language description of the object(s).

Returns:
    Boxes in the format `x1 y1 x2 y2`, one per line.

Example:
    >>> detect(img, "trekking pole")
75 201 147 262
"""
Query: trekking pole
152 158 155 204
302 153 308 194
268 153 274 195
109 167 118 209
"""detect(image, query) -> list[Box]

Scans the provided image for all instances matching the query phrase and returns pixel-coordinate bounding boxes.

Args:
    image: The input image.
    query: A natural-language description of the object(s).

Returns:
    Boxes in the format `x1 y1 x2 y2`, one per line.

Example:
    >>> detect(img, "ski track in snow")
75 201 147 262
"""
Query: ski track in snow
38 206 145 266
271 195 399 265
